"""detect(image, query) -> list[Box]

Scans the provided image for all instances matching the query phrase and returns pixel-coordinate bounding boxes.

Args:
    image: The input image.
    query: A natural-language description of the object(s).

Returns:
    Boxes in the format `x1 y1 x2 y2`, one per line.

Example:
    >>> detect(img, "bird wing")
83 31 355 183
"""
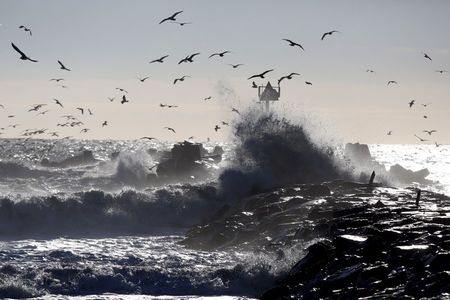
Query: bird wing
58 60 65 68
171 11 183 19
321 32 328 40
174 78 179 84
208 53 218 58
261 69 274 76
11 43 26 57
282 38 293 44
290 72 300 76
247 74 259 80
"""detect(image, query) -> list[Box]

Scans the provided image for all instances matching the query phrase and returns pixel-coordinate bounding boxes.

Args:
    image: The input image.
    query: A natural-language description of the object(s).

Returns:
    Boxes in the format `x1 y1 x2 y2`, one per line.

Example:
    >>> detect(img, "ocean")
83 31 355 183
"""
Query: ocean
0 137 448 299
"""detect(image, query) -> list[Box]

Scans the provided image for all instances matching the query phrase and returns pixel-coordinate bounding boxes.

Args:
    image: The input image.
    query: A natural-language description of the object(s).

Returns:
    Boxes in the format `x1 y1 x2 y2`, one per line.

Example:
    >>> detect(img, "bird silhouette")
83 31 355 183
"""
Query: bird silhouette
149 55 169 64
435 70 448 74
409 100 415 108
282 39 304 50
116 88 128 93
80 128 90 133
171 21 191 26
278 72 300 85
28 104 46 112
209 51 231 58
228 64 243 68
423 130 437 135
54 99 63 108
164 127 176 133
387 81 397 85
414 134 428 142
366 69 375 73
305 81 313 85
204 96 212 101
214 125 221 132
50 78 64 82
178 53 200 64
108 97 115 102
121 95 129 104
423 52 432 61
88 109 93 115
76 107 84 115
174 75 190 84
11 43 38 62
102 121 108 127
248 69 273 80
221 121 229 126
159 11 183 24
138 76 149 82
231 107 240 114
58 60 71 71
141 136 157 141
387 131 393 136
252 81 258 88
19 25 32 36
435 142 441 147
321 30 340 40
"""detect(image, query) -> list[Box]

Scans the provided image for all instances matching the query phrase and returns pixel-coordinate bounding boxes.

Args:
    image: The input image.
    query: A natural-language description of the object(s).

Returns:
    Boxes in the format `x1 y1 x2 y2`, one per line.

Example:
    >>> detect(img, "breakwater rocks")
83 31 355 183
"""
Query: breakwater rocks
182 181 450 298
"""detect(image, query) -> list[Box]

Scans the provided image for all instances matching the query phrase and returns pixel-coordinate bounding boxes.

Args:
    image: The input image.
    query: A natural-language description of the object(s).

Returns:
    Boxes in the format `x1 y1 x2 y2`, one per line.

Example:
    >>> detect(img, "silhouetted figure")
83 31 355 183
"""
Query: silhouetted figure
121 95 129 104
149 55 169 64
54 99 63 108
228 64 243 68
138 76 149 82
387 80 397 85
58 60 71 71
321 30 340 40
209 51 231 58
19 25 32 36
423 52 432 61
174 75 190 84
409 100 415 108
248 69 273 80
11 43 38 62
159 11 183 24
282 39 304 50
278 72 300 85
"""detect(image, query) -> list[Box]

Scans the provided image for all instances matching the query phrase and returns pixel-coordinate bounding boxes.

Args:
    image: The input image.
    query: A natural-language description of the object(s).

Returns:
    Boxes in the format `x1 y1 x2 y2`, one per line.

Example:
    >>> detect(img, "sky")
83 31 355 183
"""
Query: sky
1 0 449 143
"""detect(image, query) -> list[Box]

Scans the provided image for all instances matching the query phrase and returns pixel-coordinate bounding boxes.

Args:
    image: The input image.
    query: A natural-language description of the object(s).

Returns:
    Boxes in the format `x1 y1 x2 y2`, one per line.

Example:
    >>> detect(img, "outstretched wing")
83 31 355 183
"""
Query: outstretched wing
11 43 26 57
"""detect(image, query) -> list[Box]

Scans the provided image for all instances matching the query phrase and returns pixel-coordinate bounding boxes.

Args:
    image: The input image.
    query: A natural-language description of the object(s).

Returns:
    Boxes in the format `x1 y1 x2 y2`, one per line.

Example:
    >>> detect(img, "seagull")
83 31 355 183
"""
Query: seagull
214 125 221 132
423 52 432 61
171 21 191 26
116 88 128 94
423 130 437 135
160 103 178 108
138 76 150 82
164 127 176 133
11 43 38 62
102 121 108 127
149 55 169 64
0 104 4 109
54 99 63 108
252 81 257 88
18 25 32 36
108 97 115 102
204 96 212 101
387 80 397 85
278 72 300 85
231 107 240 115
423 115 428 119
28 104 46 112
80 128 90 133
49 132 59 137
121 95 129 104
50 78 64 82
321 30 340 40
408 100 415 108
178 53 200 64
366 69 375 73
209 51 231 58
37 110 50 116
387 131 393 136
228 64 243 68
141 136 157 141
282 39 304 50
76 107 84 115
435 70 448 74
174 75 190 84
159 11 183 24
248 69 273 80
305 81 313 85
435 142 441 147
221 121 229 126
58 60 71 71
414 134 428 142
88 109 93 115
421 103 431 107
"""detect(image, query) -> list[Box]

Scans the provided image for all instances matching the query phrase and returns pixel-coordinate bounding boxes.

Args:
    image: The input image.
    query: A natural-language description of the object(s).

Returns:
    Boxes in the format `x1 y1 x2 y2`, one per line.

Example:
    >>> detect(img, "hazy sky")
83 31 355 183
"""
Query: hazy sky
1 0 449 143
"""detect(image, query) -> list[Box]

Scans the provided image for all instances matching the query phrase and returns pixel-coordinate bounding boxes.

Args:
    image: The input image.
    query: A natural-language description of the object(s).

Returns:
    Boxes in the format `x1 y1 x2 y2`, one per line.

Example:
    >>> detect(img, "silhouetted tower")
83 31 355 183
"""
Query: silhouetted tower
258 81 280 112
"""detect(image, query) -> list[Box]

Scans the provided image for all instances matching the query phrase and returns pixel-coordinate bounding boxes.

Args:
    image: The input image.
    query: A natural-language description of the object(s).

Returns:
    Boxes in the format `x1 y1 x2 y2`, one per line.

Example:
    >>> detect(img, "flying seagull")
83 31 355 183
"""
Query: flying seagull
278 72 300 85
19 25 32 36
421 103 432 107
252 81 257 88
203 96 212 101
248 69 274 80
174 75 190 84
321 30 340 40
366 69 375 73
108 97 115 102
141 136 157 141
121 95 129 104
414 134 428 142
387 80 397 85
209 51 231 58
423 130 437 135
231 107 240 115
387 131 393 136
159 11 183 24
164 127 176 133
228 63 243 68
149 55 169 64
50 78 64 82
282 39 304 50
422 52 432 61
178 53 200 64
214 125 221 132
76 107 84 115
171 21 191 26
58 60 71 71
408 100 415 108
102 121 108 127
116 88 128 93
54 99 63 108
138 76 150 82
305 81 313 85
435 70 448 74
11 43 38 62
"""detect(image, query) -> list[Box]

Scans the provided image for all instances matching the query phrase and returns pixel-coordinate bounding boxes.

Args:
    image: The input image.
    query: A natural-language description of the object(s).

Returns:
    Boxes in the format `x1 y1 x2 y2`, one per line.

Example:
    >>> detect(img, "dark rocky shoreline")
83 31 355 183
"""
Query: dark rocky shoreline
182 180 450 299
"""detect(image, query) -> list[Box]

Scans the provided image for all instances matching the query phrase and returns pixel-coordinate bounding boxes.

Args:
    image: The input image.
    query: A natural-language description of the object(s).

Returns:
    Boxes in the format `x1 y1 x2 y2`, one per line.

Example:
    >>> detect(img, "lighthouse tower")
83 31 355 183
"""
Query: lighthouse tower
258 81 280 112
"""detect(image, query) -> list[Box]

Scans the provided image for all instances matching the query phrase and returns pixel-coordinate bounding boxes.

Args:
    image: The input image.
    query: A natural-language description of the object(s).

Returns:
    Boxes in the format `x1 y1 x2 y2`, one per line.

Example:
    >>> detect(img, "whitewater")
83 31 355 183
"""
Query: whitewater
0 134 448 299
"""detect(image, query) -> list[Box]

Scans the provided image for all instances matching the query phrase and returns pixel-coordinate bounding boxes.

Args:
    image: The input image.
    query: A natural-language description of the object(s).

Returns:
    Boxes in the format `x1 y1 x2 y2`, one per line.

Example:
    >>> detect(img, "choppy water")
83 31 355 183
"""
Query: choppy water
0 138 448 299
